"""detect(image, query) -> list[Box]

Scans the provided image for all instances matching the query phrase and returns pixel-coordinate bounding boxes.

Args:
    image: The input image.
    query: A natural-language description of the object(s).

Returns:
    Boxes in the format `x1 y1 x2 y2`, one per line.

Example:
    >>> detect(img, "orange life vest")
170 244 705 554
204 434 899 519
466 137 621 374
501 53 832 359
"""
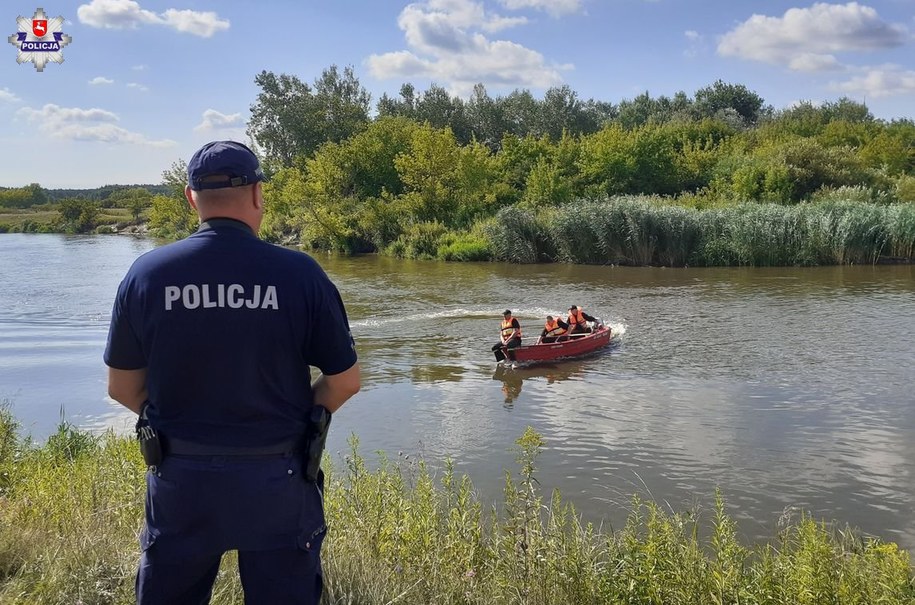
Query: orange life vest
567 308 586 327
544 319 566 337
501 318 520 338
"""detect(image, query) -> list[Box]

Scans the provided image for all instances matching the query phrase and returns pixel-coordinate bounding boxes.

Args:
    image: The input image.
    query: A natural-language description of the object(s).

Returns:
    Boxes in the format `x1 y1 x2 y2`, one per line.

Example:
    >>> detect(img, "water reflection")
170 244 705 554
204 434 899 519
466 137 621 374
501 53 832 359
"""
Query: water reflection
492 362 588 406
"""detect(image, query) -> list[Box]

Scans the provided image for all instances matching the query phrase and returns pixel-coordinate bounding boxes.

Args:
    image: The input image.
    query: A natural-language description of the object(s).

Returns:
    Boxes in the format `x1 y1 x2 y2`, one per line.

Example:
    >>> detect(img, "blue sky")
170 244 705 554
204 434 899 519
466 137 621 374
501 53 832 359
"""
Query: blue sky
2 0 914 188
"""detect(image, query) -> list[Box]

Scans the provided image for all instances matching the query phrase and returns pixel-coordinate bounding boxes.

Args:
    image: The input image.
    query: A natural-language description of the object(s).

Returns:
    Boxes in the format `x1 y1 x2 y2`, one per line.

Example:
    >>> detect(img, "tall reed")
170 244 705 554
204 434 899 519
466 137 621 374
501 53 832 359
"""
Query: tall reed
488 197 915 266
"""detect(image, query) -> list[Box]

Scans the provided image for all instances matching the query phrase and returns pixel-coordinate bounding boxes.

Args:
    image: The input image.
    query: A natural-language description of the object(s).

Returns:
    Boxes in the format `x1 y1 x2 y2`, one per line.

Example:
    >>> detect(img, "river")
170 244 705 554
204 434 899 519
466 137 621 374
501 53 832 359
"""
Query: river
1 233 913 551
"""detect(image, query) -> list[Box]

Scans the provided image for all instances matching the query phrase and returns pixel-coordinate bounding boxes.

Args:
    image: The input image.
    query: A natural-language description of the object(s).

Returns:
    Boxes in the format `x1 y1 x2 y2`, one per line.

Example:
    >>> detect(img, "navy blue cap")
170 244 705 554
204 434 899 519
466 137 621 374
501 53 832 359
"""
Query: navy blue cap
187 141 267 191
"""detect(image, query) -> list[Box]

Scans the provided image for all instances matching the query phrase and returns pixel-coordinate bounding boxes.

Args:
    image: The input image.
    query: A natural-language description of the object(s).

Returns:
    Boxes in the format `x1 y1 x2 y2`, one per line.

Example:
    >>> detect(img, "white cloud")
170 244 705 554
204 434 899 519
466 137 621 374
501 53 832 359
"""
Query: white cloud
832 66 915 98
788 53 843 72
718 2 908 72
16 104 175 147
77 0 229 37
194 109 244 132
131 64 146 71
367 0 570 94
684 30 704 58
498 0 582 17
88 76 114 85
77 0 158 28
126 82 149 92
0 88 21 103
160 8 230 37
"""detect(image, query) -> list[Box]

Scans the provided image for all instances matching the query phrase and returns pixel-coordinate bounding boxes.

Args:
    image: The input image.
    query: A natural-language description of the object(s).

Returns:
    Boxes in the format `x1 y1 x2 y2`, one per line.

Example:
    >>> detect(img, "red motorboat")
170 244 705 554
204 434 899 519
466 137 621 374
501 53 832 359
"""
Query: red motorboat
503 325 612 365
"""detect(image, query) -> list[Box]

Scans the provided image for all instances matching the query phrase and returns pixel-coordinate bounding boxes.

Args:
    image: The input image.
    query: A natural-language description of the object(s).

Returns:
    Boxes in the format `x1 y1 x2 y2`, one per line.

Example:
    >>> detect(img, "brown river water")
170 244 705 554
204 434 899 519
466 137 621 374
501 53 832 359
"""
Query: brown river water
1 234 913 550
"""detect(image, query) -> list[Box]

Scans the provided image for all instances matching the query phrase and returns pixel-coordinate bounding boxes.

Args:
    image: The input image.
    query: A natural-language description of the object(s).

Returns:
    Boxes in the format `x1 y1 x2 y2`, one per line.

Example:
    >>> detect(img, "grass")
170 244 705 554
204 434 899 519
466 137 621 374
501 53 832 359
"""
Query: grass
487 197 915 266
0 206 138 234
0 405 913 604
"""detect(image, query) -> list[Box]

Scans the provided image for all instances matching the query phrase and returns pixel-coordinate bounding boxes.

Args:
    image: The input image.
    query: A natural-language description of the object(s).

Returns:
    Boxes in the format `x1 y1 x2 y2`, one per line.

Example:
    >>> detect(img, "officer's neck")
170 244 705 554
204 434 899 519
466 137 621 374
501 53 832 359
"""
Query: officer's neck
196 209 261 236
199 216 257 235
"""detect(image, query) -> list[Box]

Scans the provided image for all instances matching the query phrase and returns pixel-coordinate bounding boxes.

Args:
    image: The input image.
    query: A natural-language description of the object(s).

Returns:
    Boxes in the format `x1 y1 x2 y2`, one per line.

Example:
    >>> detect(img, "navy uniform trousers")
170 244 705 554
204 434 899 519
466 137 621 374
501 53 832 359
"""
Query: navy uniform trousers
137 452 326 605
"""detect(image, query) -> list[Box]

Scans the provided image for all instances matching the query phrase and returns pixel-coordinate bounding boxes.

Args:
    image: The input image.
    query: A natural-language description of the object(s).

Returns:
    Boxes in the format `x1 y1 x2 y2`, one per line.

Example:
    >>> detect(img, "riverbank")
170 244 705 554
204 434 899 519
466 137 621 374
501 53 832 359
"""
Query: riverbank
0 406 911 604
4 197 914 267
0 204 143 235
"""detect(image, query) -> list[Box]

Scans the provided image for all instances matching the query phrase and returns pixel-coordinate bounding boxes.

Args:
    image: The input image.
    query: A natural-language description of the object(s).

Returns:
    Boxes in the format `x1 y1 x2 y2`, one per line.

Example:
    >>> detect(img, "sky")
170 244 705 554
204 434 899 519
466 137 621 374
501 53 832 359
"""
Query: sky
1 0 914 189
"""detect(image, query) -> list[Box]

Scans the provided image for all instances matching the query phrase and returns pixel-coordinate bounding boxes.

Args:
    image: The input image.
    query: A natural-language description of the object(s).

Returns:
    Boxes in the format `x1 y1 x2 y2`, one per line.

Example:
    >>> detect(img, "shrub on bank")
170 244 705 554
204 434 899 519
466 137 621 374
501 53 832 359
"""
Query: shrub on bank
0 407 912 604
436 232 492 261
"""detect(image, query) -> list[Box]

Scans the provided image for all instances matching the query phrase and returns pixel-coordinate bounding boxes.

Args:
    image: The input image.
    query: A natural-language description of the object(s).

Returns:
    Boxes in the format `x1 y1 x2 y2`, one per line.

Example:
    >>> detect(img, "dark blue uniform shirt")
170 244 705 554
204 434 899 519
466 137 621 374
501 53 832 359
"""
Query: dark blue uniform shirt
104 218 357 447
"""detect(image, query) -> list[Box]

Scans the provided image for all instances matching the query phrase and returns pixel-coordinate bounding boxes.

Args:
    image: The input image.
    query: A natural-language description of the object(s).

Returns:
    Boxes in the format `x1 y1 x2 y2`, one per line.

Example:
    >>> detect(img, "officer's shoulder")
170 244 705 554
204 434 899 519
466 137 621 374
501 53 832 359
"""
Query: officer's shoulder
125 240 184 272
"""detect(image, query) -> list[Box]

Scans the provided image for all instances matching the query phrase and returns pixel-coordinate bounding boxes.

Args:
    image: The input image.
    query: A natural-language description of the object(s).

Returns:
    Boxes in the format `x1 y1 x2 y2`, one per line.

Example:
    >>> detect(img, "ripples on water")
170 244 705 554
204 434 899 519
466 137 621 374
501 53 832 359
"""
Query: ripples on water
1 235 914 551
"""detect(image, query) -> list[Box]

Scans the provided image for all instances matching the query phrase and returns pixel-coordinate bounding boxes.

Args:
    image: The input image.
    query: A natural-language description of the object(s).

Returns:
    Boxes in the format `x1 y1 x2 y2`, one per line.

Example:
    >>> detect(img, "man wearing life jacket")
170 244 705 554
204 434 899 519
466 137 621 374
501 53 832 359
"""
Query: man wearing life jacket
537 315 569 344
567 305 598 334
491 309 522 362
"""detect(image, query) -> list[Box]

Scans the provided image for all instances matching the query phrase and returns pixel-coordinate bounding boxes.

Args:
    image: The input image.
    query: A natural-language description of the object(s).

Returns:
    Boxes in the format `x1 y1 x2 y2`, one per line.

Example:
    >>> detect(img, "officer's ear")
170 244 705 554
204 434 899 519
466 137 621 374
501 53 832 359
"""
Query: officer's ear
185 186 199 212
252 182 264 211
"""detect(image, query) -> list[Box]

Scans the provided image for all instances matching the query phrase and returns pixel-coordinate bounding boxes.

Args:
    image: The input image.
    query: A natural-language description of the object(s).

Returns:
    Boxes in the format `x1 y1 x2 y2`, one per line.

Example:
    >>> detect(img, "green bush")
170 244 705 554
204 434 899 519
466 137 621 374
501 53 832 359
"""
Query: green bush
385 221 448 259
436 233 492 261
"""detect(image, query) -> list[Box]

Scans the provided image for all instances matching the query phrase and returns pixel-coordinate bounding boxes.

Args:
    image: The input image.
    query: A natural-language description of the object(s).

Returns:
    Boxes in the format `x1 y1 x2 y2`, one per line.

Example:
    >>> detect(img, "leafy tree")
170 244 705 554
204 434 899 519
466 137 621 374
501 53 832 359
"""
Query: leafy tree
127 195 150 223
56 198 100 233
161 159 188 199
344 116 418 199
148 160 196 237
105 187 152 220
452 140 504 226
248 65 370 167
539 85 586 141
23 183 47 206
721 137 870 203
616 92 659 129
818 120 876 149
823 97 874 123
694 80 767 127
377 83 418 119
578 124 634 195
394 124 462 225
0 183 47 208
298 141 366 252
414 84 471 144
580 98 617 131
466 83 506 150
522 132 581 207
312 64 372 144
860 120 915 175
616 91 695 128
501 89 540 138
497 133 554 194
248 71 317 167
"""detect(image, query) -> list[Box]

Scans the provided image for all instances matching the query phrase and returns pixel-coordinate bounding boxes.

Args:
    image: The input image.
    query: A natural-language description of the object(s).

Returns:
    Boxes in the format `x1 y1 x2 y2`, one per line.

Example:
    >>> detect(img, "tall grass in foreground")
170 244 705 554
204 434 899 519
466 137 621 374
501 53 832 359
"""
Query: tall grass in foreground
487 198 915 266
0 405 912 604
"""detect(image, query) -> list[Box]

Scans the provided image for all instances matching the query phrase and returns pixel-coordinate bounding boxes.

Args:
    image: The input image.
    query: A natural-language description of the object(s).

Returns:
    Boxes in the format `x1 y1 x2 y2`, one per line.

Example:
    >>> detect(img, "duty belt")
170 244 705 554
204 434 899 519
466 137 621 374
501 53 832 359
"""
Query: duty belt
165 436 300 457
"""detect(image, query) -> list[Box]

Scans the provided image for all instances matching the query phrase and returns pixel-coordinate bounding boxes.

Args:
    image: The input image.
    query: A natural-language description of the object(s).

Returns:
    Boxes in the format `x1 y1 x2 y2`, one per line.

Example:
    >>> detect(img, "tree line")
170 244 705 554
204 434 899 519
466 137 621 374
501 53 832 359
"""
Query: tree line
141 65 914 264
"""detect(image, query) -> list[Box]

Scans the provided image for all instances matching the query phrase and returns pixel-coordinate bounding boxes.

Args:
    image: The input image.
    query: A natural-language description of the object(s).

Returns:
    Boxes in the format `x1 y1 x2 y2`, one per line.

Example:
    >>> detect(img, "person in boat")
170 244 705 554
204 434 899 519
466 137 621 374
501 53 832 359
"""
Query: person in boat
492 309 522 362
567 305 599 334
537 315 569 344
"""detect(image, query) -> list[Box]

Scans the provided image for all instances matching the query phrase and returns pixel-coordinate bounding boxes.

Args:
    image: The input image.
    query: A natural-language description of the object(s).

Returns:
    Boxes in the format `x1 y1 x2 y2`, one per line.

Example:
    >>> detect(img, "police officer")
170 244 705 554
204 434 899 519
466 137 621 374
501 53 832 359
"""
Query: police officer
104 140 360 604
